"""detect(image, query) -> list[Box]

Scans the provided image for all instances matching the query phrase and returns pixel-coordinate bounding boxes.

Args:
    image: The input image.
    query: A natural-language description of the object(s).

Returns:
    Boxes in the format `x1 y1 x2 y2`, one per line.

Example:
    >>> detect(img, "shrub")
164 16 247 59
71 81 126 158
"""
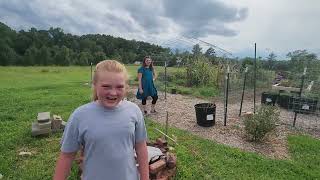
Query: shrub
186 57 218 87
177 87 193 95
157 71 175 82
40 69 49 73
243 105 280 142
197 86 218 97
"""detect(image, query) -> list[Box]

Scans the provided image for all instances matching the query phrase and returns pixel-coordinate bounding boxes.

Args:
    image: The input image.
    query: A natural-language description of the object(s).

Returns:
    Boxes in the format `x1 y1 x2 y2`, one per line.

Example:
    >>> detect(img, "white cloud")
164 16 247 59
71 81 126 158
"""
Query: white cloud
205 0 320 58
0 0 319 58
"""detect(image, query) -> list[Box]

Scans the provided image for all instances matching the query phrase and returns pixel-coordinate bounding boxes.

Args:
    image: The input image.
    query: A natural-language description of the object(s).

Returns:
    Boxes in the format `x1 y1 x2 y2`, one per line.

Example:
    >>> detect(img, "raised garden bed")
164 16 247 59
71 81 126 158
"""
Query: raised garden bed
272 84 300 92
277 93 293 109
289 97 318 114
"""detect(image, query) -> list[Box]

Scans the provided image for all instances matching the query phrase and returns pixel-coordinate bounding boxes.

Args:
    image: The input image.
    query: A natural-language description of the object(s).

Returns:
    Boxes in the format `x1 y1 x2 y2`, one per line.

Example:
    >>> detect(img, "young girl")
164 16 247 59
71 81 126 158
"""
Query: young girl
136 56 158 114
54 60 149 180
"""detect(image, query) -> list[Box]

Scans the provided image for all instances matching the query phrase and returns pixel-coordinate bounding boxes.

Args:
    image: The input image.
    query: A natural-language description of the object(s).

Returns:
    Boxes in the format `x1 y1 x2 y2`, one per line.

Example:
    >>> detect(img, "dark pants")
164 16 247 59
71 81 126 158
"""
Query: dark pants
142 95 158 105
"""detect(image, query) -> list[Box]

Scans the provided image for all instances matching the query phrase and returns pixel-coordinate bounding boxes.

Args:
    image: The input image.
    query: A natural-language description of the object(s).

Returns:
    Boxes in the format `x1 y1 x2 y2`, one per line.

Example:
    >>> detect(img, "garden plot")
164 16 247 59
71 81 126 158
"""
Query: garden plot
129 88 320 159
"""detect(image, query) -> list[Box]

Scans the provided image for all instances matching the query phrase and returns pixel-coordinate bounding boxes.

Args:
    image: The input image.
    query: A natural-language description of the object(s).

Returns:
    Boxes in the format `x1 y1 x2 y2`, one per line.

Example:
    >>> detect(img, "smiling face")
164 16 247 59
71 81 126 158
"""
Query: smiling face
94 71 126 109
144 58 152 67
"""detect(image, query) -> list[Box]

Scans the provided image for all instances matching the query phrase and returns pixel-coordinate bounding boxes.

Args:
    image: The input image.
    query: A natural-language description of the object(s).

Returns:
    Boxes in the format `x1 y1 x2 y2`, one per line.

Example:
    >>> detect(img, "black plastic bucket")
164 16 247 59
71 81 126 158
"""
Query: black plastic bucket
194 103 216 127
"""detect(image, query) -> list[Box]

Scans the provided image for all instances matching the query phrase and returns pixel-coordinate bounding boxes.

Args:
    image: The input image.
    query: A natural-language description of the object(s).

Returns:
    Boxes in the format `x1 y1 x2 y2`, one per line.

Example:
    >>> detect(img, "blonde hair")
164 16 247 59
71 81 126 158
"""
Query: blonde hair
92 60 129 101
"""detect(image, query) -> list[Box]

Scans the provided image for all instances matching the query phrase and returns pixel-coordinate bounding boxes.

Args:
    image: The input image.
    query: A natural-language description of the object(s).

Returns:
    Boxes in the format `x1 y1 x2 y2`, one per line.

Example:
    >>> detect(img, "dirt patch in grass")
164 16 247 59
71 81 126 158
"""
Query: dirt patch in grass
129 89 320 159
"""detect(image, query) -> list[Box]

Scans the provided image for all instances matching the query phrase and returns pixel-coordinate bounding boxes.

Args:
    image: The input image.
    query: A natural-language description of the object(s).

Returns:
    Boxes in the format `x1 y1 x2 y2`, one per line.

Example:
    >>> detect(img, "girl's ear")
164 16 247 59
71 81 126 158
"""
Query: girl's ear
125 84 130 94
92 85 98 101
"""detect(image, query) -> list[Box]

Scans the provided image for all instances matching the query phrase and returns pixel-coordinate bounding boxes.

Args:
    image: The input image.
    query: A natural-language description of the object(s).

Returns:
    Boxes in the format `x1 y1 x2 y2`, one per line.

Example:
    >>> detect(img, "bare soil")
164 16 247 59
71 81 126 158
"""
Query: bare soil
129 89 320 159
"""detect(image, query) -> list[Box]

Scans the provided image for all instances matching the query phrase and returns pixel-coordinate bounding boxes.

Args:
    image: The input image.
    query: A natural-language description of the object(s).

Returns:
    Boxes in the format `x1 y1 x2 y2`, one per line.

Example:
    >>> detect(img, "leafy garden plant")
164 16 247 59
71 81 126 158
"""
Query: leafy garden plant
244 105 280 142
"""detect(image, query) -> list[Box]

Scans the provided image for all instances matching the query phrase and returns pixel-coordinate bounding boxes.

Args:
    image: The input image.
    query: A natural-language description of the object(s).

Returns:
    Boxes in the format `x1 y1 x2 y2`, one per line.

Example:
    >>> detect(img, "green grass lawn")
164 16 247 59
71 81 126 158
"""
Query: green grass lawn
0 66 319 179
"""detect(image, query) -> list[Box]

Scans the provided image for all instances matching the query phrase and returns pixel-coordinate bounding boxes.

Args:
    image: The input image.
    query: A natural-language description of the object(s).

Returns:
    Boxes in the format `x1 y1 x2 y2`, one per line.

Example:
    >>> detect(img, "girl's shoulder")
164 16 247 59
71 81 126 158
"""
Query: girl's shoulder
138 66 146 73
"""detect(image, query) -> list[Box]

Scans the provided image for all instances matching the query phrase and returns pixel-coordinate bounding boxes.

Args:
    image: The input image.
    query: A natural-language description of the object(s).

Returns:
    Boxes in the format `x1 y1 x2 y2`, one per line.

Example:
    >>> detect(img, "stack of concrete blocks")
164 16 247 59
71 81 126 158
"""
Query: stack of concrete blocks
52 114 67 132
148 138 177 180
32 112 52 136
31 112 67 136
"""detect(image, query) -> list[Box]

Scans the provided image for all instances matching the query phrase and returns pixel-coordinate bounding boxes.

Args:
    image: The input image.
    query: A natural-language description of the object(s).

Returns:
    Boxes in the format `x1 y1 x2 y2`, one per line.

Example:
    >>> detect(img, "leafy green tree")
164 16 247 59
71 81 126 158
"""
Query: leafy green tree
77 51 93 65
266 52 277 69
287 50 317 72
205 47 216 64
192 44 202 57
24 46 38 65
54 46 71 65
38 46 52 65
93 51 107 64
121 51 137 64
0 41 19 65
48 27 65 46
241 57 254 69
14 31 32 55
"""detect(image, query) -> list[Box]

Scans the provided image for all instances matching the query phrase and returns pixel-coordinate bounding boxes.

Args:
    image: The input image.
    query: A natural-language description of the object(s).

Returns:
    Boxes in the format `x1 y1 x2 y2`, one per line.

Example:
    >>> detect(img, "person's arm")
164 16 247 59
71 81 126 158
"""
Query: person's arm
54 152 77 180
138 72 143 94
152 69 157 81
135 141 149 180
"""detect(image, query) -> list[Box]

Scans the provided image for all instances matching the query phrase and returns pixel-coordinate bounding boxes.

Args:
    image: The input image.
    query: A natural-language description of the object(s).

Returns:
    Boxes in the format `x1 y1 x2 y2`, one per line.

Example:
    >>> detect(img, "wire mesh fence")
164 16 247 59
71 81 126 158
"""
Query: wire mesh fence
139 56 320 135
246 66 319 133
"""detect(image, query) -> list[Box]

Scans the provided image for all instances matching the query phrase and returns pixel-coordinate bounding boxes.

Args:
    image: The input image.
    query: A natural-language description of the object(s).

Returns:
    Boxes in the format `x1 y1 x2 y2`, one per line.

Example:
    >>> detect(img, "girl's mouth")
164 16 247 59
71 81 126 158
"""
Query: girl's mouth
106 97 117 101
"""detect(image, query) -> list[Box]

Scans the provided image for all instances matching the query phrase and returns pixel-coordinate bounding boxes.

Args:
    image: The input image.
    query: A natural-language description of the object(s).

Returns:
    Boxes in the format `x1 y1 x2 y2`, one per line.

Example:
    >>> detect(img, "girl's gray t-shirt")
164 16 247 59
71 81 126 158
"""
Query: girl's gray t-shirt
61 100 147 180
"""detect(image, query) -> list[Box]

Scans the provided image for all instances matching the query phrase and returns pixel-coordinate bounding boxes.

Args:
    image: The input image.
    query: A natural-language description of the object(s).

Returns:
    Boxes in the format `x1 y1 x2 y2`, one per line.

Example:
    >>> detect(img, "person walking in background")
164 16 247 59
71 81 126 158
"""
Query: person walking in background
136 56 158 115
54 60 149 180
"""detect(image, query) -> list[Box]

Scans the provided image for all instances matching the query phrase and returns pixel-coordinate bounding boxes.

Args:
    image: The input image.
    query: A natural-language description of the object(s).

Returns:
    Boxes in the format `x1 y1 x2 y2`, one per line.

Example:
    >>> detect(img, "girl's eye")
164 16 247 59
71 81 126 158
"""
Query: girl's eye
117 85 124 89
102 85 111 89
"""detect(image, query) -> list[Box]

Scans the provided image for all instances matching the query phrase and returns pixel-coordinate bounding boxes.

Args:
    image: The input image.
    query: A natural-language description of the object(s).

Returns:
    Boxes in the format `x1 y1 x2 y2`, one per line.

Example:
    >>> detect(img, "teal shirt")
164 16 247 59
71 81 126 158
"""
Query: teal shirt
136 66 158 99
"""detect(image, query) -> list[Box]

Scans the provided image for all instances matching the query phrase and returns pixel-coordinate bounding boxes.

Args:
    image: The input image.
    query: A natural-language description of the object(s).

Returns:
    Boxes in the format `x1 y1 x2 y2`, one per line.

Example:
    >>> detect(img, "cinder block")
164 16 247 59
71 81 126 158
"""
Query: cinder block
37 112 50 123
53 115 62 121
166 153 177 169
52 115 62 130
157 167 177 180
149 159 166 174
156 138 167 147
52 128 63 133
32 122 51 136
61 121 67 130
37 121 52 129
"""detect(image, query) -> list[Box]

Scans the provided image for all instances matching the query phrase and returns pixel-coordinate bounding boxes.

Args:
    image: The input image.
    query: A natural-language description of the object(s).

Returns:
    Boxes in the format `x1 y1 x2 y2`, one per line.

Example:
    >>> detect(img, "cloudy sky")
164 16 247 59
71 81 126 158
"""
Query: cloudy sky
1 0 319 59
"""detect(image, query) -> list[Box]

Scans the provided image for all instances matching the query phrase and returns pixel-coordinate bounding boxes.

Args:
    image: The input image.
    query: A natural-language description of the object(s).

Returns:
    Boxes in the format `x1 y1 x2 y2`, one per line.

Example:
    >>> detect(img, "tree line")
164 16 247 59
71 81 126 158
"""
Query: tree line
1 21 319 74
0 21 172 66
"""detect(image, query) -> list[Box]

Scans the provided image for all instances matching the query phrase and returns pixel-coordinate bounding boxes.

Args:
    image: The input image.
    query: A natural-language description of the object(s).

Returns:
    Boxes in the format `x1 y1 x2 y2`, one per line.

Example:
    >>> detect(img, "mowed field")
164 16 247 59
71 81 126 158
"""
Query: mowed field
0 66 320 180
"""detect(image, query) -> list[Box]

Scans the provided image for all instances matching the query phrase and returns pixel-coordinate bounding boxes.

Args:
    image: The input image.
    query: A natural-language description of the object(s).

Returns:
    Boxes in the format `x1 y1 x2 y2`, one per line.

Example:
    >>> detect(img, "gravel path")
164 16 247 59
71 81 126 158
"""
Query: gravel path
129 89 320 159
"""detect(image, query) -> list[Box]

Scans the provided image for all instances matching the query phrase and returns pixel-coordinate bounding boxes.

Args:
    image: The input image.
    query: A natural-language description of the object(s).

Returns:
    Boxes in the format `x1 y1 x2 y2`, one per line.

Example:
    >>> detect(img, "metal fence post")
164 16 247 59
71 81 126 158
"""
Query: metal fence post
254 43 257 113
293 68 307 127
90 62 93 86
239 67 248 116
165 61 167 100
224 65 230 126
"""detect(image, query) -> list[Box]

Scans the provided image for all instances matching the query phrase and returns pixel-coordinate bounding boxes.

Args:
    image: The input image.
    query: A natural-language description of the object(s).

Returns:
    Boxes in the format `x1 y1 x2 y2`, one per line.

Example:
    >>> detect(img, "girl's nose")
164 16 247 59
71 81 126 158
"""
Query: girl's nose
109 88 117 95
